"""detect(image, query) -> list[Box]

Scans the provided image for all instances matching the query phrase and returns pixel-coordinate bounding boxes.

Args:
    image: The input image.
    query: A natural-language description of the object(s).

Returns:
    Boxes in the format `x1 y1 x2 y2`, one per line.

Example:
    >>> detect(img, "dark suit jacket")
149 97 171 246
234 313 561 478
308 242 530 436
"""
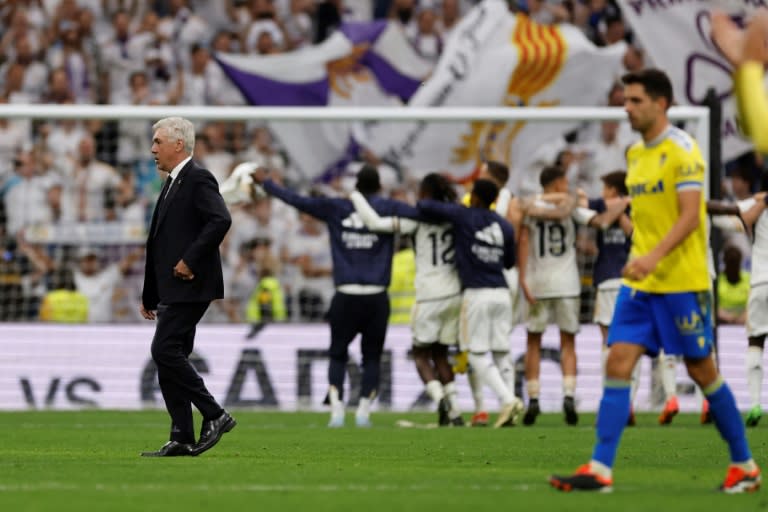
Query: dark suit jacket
142 159 232 309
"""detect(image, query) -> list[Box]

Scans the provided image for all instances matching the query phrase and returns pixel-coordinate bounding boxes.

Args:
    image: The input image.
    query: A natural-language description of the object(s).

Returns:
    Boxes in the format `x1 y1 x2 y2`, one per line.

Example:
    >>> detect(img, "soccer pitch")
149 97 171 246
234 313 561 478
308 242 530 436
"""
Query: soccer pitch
1 411 765 511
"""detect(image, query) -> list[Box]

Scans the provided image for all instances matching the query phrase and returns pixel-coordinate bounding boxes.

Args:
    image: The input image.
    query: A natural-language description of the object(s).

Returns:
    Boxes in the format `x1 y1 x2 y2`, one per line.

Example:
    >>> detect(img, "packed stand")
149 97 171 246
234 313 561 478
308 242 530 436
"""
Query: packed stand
0 0 748 323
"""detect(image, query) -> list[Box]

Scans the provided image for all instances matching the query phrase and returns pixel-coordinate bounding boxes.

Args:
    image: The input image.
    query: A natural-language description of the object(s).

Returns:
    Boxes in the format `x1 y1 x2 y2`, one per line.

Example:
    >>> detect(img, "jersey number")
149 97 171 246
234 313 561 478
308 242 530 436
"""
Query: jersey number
429 231 455 266
536 221 566 257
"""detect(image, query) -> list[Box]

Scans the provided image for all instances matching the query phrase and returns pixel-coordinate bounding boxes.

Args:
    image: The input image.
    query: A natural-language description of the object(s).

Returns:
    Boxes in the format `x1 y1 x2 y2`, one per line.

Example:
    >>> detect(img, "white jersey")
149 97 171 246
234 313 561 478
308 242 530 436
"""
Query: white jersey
524 203 595 299
412 221 462 302
738 198 768 286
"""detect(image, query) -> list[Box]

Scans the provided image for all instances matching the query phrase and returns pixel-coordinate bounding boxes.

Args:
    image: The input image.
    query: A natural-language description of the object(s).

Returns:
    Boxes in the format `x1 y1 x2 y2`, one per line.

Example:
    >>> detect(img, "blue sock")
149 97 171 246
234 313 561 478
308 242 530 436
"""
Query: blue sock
706 378 752 463
592 380 631 468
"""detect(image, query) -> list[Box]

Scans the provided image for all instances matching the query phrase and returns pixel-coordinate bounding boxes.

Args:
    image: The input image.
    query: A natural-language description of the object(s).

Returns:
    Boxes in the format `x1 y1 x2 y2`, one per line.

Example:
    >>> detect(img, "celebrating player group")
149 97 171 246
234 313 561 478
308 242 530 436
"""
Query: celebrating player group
229 62 764 494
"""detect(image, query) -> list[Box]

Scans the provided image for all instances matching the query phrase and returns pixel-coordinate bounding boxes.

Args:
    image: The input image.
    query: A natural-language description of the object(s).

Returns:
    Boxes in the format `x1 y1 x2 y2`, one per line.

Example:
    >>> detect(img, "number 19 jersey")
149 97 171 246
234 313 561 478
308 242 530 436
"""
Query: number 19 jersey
524 202 596 299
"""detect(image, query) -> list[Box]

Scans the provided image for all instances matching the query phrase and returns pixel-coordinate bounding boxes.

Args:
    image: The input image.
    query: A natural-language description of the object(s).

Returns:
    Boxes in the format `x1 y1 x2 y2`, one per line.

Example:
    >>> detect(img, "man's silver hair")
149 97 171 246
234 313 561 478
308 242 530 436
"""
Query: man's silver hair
153 117 195 153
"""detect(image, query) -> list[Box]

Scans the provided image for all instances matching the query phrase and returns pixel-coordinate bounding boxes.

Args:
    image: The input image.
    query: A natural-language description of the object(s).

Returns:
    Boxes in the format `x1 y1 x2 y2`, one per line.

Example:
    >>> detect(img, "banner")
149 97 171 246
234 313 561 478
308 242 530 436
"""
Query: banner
219 1 627 182
216 22 432 181
368 3 627 179
617 1 768 162
0 324 756 414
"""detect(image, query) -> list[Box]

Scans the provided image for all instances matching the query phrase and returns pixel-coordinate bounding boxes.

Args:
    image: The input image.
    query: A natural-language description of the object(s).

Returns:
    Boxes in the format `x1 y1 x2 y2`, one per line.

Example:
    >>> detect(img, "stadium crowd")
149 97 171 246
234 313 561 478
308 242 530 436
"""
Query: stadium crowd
0 0 761 326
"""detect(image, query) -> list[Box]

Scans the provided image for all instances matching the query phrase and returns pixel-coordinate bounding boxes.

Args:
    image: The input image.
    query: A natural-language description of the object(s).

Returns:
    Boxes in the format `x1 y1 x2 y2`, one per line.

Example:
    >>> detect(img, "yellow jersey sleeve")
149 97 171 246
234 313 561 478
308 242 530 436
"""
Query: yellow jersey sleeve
735 62 768 154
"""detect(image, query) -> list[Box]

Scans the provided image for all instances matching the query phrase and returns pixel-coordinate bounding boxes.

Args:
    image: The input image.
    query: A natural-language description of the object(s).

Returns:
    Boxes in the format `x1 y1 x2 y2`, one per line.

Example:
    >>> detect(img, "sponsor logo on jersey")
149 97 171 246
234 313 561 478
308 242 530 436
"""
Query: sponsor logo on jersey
628 179 664 197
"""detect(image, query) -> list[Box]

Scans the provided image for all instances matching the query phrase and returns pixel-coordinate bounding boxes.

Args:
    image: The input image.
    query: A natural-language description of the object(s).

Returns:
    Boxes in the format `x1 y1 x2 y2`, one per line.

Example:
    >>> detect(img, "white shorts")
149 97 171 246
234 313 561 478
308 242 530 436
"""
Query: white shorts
593 284 620 326
411 294 462 347
526 296 580 334
747 285 768 337
459 288 512 353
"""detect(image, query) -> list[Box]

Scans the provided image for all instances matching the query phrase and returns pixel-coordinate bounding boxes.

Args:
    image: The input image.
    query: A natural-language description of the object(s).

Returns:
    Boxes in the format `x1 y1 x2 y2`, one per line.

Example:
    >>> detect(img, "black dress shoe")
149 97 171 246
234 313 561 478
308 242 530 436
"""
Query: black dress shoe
193 411 236 456
141 440 194 457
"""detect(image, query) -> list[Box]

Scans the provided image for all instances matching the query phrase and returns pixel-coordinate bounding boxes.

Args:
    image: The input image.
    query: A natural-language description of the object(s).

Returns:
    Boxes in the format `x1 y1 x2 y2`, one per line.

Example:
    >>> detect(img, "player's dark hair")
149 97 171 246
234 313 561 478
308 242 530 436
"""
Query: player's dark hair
355 164 381 195
540 165 566 188
50 268 77 291
485 160 509 186
471 179 499 208
621 68 674 109
600 170 628 196
419 173 457 203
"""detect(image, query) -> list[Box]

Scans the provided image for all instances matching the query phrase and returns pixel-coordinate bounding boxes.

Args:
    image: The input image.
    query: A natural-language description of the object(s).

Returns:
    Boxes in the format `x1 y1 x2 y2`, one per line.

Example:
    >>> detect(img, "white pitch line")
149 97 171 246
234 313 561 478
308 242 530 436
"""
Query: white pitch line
0 482 536 493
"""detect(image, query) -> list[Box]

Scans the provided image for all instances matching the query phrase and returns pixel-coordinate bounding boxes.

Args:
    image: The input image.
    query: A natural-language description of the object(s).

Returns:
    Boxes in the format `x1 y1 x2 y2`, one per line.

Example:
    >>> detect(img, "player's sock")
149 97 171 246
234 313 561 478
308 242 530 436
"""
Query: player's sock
704 377 752 463
527 379 540 400
443 381 461 419
328 385 344 427
587 459 613 480
591 379 631 468
468 353 515 404
746 346 763 409
425 380 445 403
661 352 678 400
355 396 373 427
468 366 485 413
493 352 518 398
563 375 577 398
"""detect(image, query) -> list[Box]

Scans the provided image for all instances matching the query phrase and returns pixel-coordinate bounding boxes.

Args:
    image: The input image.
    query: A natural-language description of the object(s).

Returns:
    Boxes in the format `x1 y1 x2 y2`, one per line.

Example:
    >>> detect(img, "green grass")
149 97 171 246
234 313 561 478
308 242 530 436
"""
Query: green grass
1 411 767 511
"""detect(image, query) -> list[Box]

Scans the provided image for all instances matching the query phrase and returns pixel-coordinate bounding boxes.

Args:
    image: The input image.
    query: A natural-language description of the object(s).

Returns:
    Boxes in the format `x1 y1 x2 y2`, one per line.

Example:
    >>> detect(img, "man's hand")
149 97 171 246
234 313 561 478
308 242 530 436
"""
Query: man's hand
622 253 660 281
711 11 746 67
174 259 195 280
521 281 537 306
250 167 270 185
139 303 156 320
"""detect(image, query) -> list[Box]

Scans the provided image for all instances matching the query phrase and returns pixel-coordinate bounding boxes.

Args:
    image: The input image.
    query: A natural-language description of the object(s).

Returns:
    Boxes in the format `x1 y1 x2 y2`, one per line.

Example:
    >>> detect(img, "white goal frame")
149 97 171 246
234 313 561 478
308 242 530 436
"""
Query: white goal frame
0 103 712 191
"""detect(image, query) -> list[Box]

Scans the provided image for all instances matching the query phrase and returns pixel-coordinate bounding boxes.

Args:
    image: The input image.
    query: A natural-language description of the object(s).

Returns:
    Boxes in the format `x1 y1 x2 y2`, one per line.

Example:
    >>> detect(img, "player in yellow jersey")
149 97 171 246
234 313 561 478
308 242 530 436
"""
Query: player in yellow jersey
550 69 760 493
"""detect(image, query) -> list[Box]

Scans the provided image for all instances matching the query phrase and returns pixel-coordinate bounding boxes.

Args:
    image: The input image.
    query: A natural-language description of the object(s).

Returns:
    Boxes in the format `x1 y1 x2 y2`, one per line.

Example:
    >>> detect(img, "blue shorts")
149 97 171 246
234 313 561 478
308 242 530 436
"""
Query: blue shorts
606 285 713 359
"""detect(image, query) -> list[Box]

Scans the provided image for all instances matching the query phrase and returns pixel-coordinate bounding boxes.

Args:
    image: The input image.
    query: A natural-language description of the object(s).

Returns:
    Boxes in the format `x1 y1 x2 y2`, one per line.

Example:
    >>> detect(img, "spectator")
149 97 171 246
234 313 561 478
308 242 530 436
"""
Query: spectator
99 10 144 104
115 71 162 167
409 3 442 62
238 127 288 177
718 245 749 325
315 0 343 43
59 134 121 223
157 0 212 71
283 0 315 50
199 123 236 184
439 0 461 39
282 211 334 320
245 246 287 323
3 150 60 235
0 35 49 101
73 245 142 323
39 268 89 323
0 97 31 184
46 19 96 104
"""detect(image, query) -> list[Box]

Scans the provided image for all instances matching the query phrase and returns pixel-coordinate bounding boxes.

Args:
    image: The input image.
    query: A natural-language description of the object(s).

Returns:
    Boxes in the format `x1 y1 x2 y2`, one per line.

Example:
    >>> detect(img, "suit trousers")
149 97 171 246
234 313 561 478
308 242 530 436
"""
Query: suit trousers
151 302 223 443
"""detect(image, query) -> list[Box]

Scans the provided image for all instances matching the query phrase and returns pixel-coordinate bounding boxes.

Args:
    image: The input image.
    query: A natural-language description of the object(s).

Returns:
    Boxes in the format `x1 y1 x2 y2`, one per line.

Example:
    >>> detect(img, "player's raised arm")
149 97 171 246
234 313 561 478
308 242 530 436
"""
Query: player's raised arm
417 198 462 223
260 178 334 222
350 191 419 234
521 192 579 221
712 11 768 153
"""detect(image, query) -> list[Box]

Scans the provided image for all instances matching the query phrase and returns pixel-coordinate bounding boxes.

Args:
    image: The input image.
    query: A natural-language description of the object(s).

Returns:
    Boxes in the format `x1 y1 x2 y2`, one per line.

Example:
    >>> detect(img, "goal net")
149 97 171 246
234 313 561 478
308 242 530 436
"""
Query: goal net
0 104 711 325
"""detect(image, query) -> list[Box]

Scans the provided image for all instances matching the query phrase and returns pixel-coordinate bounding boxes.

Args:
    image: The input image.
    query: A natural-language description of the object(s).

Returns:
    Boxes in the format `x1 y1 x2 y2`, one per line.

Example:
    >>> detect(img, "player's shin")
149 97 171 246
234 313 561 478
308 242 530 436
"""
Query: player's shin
591 379 631 470
703 376 753 464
